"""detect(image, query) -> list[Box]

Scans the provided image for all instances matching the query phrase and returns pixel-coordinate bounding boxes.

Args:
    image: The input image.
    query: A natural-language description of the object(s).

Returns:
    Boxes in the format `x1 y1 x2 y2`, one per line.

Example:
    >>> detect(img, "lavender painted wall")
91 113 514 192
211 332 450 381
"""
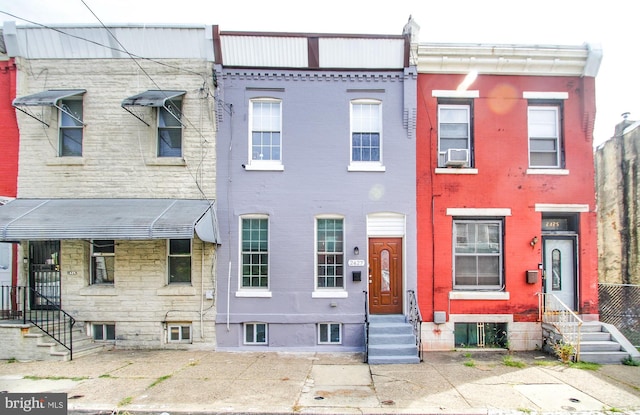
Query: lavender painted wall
215 68 417 351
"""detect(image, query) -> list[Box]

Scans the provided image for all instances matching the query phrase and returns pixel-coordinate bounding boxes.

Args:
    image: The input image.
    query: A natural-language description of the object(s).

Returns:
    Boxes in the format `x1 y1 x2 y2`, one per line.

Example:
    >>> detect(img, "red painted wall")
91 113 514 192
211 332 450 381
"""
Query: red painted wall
417 74 598 322
0 58 18 198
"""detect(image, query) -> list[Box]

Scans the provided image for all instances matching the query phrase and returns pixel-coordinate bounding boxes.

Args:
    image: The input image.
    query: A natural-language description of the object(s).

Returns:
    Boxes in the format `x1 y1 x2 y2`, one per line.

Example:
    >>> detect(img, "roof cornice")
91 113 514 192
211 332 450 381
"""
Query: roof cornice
417 42 602 77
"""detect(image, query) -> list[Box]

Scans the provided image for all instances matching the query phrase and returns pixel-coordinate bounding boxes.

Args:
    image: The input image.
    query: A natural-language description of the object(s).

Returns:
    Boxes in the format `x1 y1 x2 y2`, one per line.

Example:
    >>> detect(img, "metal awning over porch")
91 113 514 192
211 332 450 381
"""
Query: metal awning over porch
0 199 219 243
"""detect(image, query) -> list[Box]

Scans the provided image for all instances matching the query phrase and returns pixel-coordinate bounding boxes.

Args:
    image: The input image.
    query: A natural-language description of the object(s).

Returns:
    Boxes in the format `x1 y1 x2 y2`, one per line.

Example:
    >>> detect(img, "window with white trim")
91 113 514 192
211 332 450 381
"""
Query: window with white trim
168 239 191 284
168 324 192 343
93 323 115 341
244 322 267 344
438 101 472 167
528 104 562 168
59 98 84 157
241 216 269 289
91 240 115 284
453 219 503 290
318 323 341 344
350 100 382 165
316 218 344 289
158 97 183 157
249 99 282 166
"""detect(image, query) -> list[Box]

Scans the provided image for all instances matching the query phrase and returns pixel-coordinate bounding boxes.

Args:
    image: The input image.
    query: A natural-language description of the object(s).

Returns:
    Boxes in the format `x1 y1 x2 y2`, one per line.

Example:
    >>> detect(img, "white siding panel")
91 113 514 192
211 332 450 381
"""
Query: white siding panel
367 213 405 237
14 26 210 59
319 38 404 69
221 36 308 67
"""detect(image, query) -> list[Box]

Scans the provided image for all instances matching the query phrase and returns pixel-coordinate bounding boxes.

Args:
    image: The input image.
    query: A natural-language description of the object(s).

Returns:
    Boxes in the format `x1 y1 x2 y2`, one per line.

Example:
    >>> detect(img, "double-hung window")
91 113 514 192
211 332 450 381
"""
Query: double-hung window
91 240 115 284
249 99 282 168
528 105 562 168
241 217 269 289
316 218 344 289
453 219 503 290
350 100 383 169
168 239 191 284
59 98 84 157
438 102 472 167
158 97 183 157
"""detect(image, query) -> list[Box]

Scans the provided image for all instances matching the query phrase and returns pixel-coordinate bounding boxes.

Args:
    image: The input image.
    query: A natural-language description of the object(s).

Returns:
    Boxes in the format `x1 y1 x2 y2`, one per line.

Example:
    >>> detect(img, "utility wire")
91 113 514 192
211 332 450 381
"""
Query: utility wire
0 9 206 79
1 7 215 200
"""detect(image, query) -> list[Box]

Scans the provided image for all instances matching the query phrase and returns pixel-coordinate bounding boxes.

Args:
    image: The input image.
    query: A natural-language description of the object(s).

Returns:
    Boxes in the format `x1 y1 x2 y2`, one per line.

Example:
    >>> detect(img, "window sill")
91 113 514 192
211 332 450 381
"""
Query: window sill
157 285 196 296
46 157 85 166
526 168 569 175
146 158 186 166
235 291 272 298
79 285 117 296
435 167 478 175
243 164 284 171
312 291 348 299
449 291 510 300
347 164 386 172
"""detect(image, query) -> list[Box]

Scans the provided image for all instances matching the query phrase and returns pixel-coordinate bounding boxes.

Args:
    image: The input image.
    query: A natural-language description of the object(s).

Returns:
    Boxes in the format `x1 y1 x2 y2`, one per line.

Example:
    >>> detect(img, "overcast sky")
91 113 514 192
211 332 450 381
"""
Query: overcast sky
1 0 638 146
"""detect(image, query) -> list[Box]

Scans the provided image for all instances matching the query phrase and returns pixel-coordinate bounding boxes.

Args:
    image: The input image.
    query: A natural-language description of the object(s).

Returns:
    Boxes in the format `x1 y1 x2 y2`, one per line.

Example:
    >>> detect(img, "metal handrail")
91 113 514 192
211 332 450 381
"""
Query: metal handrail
538 292 582 361
407 290 423 362
1 285 75 360
363 290 369 363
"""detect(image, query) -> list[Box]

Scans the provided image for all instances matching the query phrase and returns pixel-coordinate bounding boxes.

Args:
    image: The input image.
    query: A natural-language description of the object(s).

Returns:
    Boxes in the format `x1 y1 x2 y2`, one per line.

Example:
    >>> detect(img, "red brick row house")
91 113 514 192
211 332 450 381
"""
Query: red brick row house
415 42 603 351
0 41 19 295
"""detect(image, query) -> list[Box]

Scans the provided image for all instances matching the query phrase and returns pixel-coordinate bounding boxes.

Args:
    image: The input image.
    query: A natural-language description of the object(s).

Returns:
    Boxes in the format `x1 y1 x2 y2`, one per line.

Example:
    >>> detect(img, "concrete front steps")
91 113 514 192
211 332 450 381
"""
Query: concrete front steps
367 314 420 364
24 325 111 361
578 321 639 364
544 320 639 364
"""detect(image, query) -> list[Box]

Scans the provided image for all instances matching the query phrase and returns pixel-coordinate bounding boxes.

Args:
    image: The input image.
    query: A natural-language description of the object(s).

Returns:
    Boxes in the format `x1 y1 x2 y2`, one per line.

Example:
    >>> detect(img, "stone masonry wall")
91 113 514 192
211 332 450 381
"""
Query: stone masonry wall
15 238 217 349
14 57 216 199
596 122 640 285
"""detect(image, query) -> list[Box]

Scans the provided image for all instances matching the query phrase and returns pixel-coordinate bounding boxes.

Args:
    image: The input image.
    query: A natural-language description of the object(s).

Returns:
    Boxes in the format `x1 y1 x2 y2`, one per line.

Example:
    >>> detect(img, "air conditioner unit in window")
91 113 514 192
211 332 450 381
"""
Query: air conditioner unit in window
445 148 469 167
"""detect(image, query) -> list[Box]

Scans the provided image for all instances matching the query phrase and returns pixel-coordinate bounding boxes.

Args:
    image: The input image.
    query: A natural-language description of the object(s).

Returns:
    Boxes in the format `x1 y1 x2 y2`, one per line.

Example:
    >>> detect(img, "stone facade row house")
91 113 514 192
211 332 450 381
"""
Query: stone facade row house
3 19 629 362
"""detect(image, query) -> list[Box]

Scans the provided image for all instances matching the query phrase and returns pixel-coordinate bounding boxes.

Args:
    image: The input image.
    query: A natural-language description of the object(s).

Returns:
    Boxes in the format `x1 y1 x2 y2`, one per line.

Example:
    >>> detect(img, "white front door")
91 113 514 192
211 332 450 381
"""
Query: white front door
543 238 576 310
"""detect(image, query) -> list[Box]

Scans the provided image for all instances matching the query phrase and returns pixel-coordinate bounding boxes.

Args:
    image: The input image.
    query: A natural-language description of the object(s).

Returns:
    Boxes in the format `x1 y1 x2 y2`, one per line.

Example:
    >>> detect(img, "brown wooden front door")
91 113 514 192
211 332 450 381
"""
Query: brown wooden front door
368 237 402 314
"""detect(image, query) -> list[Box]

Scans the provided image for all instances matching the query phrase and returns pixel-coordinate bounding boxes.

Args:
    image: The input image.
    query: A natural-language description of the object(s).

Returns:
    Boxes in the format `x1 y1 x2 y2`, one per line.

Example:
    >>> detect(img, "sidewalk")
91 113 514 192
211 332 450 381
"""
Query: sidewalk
0 349 639 414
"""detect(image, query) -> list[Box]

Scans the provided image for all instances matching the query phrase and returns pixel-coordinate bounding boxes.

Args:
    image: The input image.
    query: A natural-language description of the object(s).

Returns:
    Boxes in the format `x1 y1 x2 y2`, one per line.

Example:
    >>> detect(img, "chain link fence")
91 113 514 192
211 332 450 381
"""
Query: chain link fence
598 283 640 347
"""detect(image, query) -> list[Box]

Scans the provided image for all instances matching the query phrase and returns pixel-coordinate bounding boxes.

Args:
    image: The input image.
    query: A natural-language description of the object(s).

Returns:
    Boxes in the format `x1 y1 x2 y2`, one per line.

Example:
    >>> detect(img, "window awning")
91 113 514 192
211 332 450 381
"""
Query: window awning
0 199 219 243
12 89 87 127
122 90 185 107
122 90 185 126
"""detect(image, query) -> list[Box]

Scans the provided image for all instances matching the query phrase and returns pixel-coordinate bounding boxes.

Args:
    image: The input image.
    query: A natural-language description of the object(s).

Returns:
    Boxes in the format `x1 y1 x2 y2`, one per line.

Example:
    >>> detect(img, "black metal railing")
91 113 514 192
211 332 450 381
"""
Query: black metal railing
363 290 369 363
1 285 75 360
1 285 24 320
407 290 423 362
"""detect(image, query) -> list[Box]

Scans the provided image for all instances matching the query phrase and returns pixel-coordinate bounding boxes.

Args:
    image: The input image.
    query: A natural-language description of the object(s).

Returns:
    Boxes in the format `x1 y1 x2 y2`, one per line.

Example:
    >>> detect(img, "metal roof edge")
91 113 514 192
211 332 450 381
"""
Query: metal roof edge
219 30 405 40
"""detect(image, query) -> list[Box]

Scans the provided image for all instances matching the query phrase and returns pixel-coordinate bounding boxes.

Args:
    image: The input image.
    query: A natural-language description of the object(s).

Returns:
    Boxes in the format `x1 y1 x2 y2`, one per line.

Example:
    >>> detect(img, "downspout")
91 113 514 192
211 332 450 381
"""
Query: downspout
201 240 205 339
226 261 231 330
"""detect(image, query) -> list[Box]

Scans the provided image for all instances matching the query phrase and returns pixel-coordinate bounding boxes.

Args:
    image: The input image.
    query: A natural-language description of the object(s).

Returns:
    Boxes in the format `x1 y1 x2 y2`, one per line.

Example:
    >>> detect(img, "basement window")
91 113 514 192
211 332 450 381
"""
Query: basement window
454 322 507 348
318 323 341 344
244 322 267 344
93 323 115 341
168 324 192 343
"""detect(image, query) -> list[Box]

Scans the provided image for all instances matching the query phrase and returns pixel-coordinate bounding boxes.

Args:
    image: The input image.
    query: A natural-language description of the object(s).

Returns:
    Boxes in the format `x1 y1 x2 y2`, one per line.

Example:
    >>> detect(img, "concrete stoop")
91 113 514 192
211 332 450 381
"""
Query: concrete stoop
1 321 109 361
543 320 639 364
367 314 420 364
